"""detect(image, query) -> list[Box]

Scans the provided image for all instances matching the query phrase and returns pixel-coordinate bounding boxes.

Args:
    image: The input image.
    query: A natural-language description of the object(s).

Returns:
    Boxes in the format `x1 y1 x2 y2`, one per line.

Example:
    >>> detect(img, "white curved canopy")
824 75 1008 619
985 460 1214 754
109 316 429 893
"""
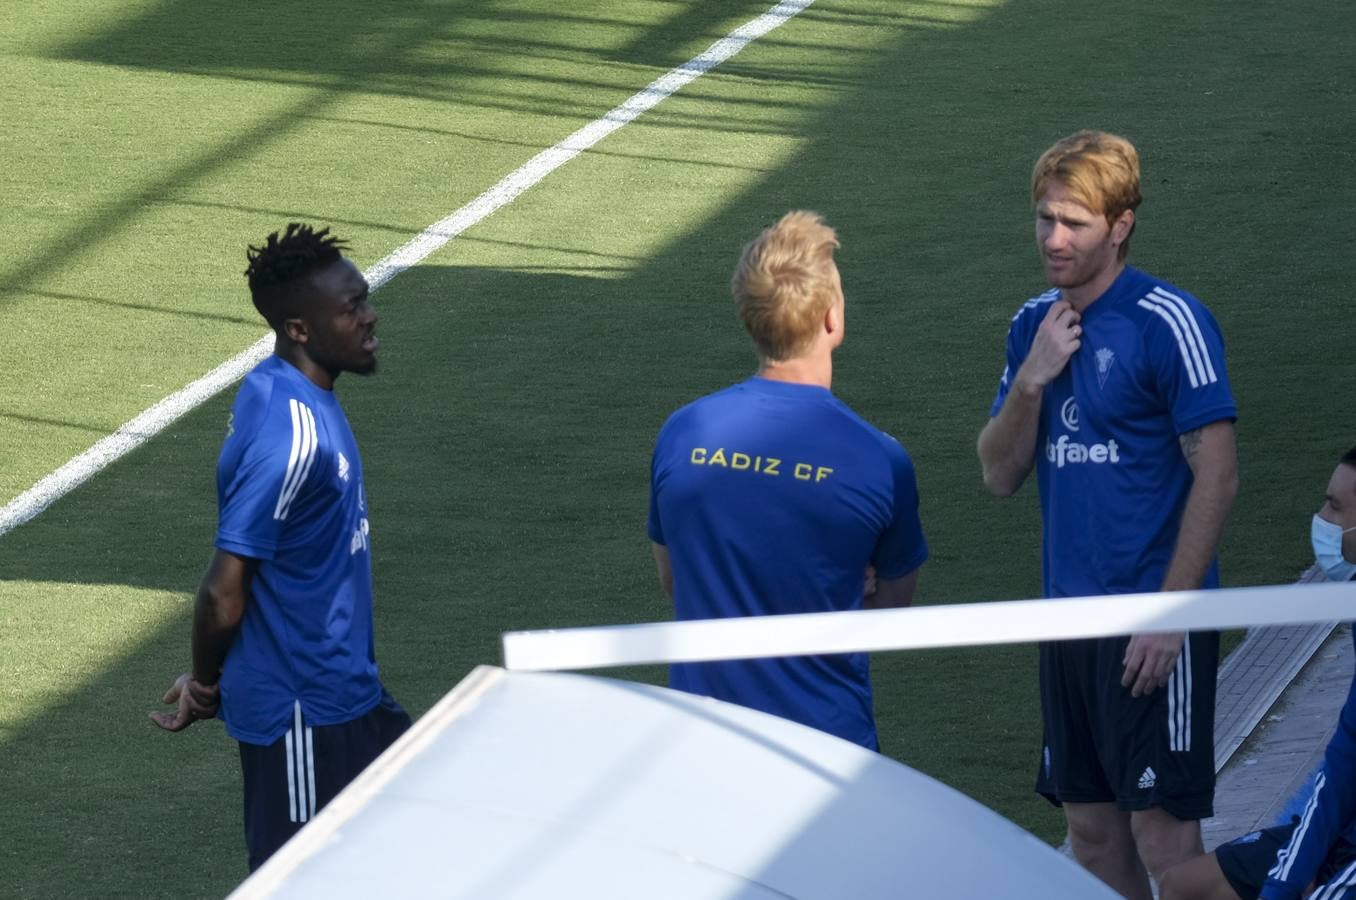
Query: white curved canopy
233 666 1115 899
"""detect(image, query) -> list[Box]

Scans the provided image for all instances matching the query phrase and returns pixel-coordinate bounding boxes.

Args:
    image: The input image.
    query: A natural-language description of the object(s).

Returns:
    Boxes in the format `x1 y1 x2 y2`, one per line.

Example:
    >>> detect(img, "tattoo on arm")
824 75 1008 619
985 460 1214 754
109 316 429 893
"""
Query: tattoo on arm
1179 427 1204 462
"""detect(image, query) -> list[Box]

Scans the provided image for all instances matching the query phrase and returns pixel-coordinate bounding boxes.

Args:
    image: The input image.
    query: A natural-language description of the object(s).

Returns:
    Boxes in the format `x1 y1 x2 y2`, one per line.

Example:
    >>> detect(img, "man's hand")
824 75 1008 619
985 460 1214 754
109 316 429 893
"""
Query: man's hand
1121 632 1186 698
864 569 918 610
150 673 220 732
863 565 877 599
1015 300 1082 391
977 301 1082 496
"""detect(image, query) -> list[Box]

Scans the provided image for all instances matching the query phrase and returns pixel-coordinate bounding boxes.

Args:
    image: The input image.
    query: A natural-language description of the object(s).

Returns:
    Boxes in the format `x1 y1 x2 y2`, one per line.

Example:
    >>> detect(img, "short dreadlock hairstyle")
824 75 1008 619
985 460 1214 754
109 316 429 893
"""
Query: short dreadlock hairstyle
244 223 349 325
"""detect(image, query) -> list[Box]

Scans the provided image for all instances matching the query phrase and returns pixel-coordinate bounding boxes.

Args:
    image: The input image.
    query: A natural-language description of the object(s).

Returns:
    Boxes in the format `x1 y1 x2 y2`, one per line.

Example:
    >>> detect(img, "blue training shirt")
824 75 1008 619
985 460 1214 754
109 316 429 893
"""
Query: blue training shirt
214 355 381 745
1261 624 1356 900
989 266 1237 598
647 376 929 749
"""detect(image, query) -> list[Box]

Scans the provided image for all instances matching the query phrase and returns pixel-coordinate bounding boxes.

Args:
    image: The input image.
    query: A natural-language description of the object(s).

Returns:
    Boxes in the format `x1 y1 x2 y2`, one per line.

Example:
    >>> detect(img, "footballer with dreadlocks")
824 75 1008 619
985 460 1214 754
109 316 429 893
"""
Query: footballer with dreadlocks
150 224 410 871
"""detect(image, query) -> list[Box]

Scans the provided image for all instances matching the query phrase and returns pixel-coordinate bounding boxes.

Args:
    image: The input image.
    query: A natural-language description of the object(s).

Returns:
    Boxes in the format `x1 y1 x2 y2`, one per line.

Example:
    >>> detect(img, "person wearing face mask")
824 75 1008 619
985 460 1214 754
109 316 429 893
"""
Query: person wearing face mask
1313 451 1356 584
1159 447 1356 900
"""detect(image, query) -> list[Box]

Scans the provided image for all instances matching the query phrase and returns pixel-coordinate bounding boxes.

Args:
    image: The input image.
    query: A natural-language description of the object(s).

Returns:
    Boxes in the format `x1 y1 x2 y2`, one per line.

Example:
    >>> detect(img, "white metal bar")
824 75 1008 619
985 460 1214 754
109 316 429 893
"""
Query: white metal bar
501 582 1356 672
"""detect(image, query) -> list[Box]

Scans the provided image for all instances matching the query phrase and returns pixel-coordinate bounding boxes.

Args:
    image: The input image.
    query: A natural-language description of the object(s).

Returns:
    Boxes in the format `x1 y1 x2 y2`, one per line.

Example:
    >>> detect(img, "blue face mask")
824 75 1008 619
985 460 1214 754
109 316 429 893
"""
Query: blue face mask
1312 515 1356 582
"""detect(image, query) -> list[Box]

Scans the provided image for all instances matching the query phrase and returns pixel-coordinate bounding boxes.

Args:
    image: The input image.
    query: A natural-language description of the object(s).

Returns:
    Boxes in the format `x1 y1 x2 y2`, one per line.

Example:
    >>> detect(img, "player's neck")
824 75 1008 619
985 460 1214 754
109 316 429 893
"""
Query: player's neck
757 352 832 390
274 345 337 391
1062 260 1126 312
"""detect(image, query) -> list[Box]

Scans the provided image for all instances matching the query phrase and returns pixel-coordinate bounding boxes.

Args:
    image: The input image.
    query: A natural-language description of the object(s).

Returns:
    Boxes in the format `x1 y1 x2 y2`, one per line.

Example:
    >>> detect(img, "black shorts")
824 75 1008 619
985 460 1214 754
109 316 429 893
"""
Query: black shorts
1216 820 1356 899
1035 631 1218 820
238 687 411 871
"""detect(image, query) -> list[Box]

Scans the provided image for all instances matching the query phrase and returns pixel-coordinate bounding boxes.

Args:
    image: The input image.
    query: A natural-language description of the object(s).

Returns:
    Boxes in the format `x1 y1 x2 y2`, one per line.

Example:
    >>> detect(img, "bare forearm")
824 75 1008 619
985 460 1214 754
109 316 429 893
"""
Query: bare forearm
190 585 243 684
190 552 252 685
651 543 673 599
977 380 1043 496
1161 474 1236 592
1160 423 1238 592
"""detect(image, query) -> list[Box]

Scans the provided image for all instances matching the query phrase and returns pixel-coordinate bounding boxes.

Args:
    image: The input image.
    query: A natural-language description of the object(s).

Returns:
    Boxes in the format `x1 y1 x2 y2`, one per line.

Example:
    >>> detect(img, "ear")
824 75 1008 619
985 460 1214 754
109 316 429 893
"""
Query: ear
824 299 842 336
282 317 309 345
1110 209 1135 248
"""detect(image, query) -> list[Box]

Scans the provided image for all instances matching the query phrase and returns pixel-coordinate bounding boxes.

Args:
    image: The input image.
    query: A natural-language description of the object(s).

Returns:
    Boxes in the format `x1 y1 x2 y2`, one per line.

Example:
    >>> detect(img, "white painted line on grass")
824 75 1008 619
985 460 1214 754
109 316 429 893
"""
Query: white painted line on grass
366 0 815 290
0 336 275 537
0 0 816 539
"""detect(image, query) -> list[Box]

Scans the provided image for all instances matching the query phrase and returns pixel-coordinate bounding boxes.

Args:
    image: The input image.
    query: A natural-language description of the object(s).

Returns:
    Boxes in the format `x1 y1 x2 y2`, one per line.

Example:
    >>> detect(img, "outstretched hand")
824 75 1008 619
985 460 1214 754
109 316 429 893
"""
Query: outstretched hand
1121 632 1186 698
150 673 220 732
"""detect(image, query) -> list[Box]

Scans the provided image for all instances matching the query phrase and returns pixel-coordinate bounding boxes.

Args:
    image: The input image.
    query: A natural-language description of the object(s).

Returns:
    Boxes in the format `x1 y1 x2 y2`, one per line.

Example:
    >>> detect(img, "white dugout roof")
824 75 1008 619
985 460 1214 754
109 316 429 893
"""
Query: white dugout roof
233 582 1355 899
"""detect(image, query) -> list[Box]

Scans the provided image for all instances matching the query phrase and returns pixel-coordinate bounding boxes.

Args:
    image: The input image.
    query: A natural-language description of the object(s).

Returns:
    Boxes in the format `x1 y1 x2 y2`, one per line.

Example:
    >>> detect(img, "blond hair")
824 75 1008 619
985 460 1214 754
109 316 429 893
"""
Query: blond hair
1032 131 1142 260
731 211 841 362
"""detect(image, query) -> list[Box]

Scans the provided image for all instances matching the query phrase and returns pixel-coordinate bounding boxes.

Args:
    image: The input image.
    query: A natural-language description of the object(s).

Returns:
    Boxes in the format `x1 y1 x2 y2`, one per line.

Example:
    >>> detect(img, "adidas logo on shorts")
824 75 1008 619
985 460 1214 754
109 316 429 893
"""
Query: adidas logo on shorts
1138 766 1157 790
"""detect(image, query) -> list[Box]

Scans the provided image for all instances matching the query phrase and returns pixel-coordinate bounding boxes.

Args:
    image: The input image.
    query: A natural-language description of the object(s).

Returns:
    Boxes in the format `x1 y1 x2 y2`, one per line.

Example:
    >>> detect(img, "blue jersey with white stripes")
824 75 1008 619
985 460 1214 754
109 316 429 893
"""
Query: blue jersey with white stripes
648 377 929 749
214 355 381 745
1262 627 1356 900
990 266 1236 598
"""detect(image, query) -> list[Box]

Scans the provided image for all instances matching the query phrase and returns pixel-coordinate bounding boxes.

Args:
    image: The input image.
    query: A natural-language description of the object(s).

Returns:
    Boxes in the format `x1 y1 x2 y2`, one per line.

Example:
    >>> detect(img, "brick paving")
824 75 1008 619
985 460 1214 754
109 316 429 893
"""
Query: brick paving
1204 622 1350 848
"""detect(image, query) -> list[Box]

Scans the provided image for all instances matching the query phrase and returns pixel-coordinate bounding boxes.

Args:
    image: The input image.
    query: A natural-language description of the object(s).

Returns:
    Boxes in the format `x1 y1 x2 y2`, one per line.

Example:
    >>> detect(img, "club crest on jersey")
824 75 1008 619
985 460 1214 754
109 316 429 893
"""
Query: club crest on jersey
1095 347 1116 389
1060 397 1079 432
338 452 351 483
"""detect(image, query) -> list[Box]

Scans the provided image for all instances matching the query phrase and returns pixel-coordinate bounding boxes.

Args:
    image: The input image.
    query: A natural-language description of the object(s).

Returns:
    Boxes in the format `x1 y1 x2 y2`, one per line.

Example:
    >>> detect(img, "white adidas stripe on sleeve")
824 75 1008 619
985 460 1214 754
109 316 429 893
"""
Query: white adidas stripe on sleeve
273 399 318 522
1147 289 1212 385
1137 299 1201 387
1271 771 1327 882
1137 290 1219 389
1311 858 1356 900
1152 288 1219 383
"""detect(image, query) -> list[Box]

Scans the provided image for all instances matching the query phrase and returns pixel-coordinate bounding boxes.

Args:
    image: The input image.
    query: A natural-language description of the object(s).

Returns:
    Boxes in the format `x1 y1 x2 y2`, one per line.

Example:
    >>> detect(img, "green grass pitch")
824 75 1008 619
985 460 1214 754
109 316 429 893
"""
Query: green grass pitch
1 0 1353 895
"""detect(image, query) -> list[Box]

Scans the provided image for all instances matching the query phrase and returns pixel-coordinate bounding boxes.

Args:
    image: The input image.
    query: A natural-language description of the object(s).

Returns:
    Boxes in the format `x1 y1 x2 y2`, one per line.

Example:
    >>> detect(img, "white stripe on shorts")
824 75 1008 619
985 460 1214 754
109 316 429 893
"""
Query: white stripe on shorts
286 701 316 824
1183 637 1194 750
284 725 298 823
305 719 317 821
1166 642 1191 752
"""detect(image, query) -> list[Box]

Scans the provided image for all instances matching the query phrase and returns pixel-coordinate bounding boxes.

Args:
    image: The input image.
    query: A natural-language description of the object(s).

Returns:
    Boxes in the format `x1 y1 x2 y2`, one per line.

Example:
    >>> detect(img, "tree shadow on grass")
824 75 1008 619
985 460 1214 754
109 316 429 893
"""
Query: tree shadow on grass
7 2 806 312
